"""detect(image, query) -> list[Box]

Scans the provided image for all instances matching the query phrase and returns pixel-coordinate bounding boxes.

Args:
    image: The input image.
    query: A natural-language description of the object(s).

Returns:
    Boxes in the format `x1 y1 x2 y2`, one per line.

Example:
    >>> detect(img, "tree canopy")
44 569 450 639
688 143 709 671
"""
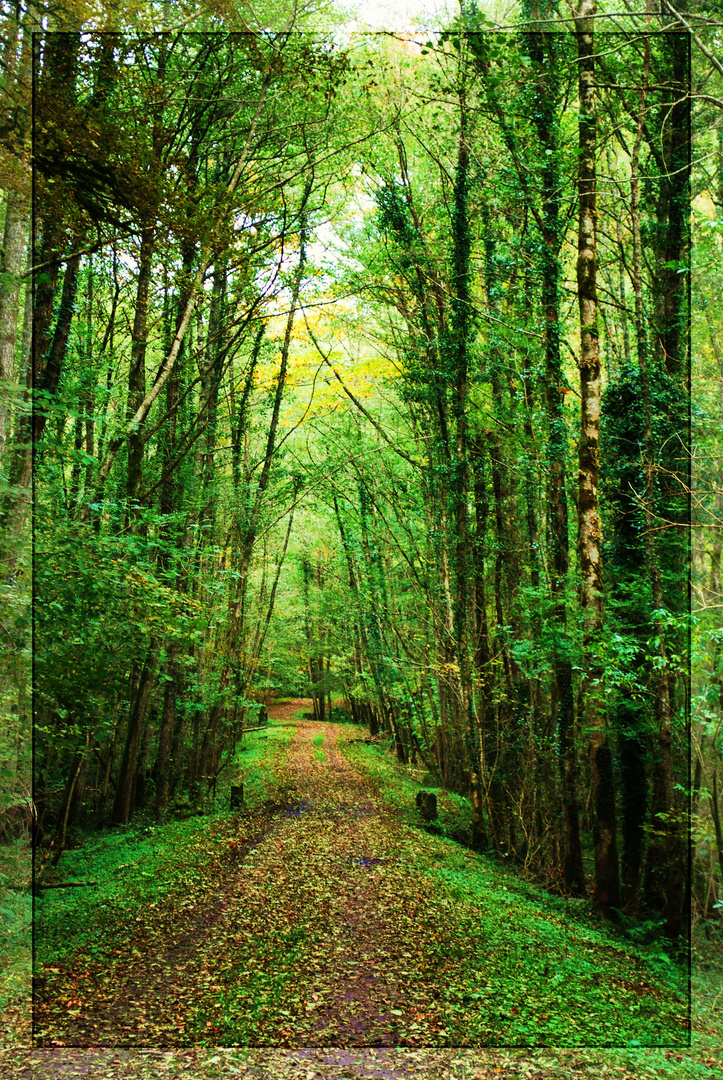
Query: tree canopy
0 0 720 945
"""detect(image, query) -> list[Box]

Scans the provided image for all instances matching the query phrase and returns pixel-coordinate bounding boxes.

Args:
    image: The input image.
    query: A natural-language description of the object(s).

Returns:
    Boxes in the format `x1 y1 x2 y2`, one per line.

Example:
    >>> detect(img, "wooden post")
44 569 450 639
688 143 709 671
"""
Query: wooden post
416 791 437 822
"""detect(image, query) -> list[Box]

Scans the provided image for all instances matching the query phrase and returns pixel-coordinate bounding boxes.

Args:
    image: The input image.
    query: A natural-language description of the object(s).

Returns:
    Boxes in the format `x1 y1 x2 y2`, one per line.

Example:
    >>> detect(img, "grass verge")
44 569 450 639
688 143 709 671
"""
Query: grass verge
341 732 696 1054
312 731 326 763
35 722 294 972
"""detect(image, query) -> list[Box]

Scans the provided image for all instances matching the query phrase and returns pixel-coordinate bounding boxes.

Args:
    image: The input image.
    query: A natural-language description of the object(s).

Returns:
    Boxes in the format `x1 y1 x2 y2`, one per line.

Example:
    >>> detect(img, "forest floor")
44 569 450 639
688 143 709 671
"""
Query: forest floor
1 703 719 1079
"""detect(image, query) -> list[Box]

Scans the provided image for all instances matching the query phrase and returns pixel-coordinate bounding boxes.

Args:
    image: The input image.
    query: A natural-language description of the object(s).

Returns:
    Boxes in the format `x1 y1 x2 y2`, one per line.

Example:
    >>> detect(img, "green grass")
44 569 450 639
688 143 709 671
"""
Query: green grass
423 844 686 1045
35 722 295 971
0 889 30 1010
312 731 325 762
36 814 212 966
341 731 689 1048
0 839 31 1009
234 722 295 805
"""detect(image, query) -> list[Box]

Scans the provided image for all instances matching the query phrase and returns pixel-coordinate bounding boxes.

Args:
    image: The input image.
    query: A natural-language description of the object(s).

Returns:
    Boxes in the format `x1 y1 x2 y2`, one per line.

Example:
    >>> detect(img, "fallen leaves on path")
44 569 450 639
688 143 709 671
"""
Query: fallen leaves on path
32 706 688 1053
34 713 455 1048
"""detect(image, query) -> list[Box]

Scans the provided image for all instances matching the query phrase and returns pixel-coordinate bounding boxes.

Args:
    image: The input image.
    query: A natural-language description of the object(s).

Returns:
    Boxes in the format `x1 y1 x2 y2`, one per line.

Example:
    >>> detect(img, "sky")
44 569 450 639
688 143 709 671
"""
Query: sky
345 0 456 32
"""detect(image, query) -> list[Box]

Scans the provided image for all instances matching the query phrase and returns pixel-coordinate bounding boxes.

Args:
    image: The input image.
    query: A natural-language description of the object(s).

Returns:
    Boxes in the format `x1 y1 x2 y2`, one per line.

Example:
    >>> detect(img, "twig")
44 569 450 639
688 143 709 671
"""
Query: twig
35 880 98 890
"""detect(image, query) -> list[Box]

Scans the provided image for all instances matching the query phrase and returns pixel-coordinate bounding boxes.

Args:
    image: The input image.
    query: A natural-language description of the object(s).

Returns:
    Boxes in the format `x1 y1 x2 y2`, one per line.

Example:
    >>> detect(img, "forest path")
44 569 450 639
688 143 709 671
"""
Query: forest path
240 710 451 1046
34 706 461 1050
33 704 688 1058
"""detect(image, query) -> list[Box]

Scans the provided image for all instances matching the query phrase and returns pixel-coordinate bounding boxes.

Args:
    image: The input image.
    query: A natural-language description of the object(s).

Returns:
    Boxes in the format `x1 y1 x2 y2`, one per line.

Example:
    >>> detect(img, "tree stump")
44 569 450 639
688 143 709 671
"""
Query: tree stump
230 784 244 810
415 790 437 822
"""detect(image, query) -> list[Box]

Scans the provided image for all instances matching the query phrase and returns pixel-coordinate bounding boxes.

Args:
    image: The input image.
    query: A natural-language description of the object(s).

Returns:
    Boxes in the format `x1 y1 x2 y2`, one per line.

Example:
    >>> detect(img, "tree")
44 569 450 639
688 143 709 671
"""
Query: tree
574 0 621 915
19 5 702 943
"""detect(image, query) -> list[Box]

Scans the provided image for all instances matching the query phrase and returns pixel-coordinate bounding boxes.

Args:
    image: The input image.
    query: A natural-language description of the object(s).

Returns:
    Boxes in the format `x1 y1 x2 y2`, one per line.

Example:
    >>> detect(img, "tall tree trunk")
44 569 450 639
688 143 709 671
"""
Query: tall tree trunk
469 434 494 849
523 19 585 894
0 191 29 466
575 0 621 916
51 732 91 867
126 227 155 513
0 29 74 553
155 645 178 823
33 254 82 444
0 247 75 570
251 499 297 663
198 260 227 532
613 30 653 915
450 67 472 674
112 651 157 825
711 768 723 899
627 25 688 937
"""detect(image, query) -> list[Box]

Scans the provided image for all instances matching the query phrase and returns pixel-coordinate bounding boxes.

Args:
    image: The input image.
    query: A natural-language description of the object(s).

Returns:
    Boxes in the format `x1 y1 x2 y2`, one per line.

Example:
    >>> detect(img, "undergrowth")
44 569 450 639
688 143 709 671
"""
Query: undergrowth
34 722 294 971
342 731 691 1049
0 839 31 1010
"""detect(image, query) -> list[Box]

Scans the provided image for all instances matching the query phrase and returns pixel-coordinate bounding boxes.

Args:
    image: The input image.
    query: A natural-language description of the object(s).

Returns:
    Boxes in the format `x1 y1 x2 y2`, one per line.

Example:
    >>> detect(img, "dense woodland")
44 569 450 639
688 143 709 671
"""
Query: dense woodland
0 0 721 945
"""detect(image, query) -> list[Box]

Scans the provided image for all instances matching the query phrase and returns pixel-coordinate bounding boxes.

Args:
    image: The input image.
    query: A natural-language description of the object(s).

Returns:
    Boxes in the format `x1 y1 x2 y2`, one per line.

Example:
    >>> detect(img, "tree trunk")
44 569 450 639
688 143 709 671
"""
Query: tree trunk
523 21 585 894
711 768 723 898
198 260 226 531
628 28 687 936
32 252 83 445
0 191 29 466
575 0 621 916
155 646 178 823
112 651 157 825
126 226 155 513
51 733 90 867
0 30 75 546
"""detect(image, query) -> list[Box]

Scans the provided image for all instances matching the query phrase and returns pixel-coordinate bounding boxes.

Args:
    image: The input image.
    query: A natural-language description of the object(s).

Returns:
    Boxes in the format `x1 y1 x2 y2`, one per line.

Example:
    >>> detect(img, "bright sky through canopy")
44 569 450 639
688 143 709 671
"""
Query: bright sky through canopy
346 0 453 31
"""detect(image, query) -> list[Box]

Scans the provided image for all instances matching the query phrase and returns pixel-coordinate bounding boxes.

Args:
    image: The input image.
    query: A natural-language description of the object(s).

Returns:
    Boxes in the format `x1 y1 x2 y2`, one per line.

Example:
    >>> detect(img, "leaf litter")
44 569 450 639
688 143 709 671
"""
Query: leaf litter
32 711 453 1048
5 704 705 1077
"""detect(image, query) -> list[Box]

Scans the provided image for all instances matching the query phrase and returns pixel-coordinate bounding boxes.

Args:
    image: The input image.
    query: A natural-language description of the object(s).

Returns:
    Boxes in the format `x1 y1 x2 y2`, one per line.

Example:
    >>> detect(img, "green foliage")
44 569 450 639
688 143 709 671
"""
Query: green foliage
0 885 30 1010
343 732 687 1047
0 838 31 1010
0 0 718 1069
8 5 705 987
35 722 293 970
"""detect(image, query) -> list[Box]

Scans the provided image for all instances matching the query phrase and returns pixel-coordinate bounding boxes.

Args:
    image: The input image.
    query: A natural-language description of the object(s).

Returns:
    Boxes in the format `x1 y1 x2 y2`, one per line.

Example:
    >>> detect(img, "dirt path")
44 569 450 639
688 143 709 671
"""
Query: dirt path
10 703 706 1075
34 707 455 1049
32 704 690 1061
249 715 447 1046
